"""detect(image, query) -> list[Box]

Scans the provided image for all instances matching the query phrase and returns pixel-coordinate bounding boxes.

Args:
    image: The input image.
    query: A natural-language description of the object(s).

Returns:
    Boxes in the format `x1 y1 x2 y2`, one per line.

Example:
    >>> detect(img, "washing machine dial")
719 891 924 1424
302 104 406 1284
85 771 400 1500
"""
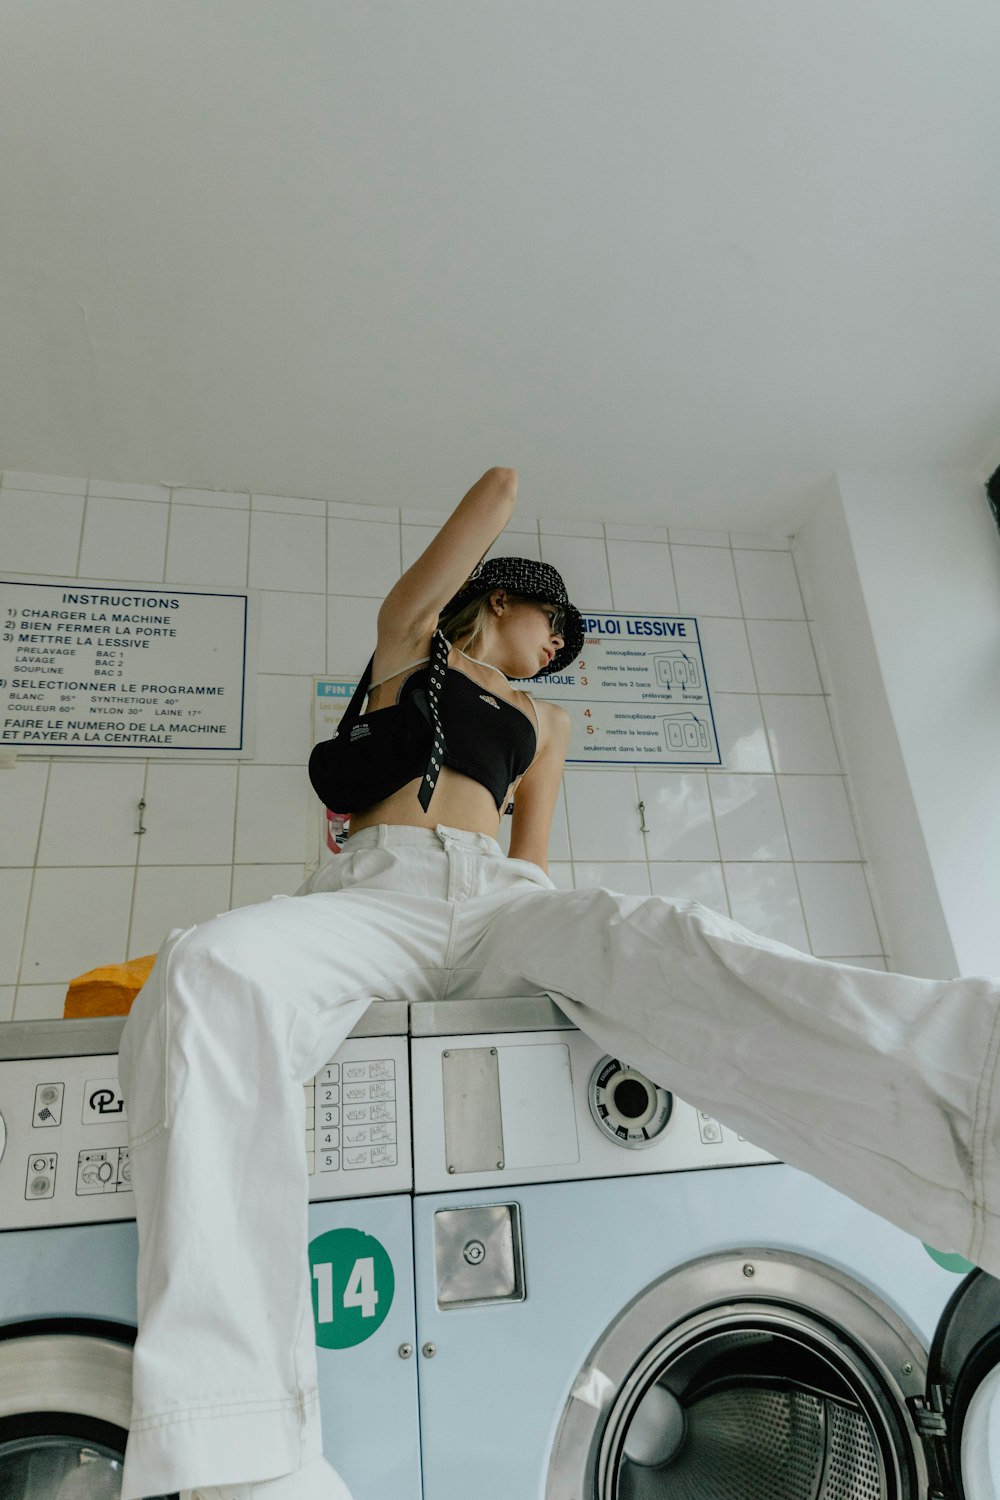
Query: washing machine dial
588 1057 672 1149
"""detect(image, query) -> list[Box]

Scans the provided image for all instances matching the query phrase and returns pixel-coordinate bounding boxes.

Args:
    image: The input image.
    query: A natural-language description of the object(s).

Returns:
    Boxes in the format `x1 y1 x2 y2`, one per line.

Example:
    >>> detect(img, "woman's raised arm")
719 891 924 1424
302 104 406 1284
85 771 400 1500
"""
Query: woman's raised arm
377 467 518 644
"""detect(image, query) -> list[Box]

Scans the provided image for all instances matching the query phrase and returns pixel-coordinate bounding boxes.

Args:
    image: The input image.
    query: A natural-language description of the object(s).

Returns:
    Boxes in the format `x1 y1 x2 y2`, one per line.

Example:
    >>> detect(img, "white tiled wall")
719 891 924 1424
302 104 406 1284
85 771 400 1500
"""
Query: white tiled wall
0 471 888 1021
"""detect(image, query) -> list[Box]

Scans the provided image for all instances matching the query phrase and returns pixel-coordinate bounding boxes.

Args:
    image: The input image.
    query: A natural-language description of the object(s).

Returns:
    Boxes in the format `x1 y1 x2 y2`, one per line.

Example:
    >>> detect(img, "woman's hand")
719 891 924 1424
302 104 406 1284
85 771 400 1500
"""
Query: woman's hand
377 468 518 648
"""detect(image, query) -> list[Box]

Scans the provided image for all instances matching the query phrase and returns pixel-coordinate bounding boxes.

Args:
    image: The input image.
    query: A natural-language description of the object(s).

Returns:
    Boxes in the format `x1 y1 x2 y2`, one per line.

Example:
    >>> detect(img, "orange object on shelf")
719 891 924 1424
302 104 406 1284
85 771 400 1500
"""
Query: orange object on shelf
64 954 156 1018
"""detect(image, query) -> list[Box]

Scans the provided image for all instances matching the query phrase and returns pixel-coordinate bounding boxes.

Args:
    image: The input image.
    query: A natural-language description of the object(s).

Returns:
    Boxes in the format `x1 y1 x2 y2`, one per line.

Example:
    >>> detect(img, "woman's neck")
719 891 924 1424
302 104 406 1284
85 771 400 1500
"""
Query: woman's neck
451 633 509 681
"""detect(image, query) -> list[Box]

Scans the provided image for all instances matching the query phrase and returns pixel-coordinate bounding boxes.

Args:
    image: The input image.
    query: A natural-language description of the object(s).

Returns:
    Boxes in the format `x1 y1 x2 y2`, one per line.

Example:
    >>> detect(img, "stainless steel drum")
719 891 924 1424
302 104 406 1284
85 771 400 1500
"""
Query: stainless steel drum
611 1326 888 1500
547 1251 936 1500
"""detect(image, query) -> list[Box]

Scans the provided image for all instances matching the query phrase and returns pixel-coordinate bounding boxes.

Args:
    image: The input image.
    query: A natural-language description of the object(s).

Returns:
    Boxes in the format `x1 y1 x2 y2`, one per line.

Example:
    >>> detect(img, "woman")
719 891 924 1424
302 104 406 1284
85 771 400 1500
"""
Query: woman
119 467 1000 1500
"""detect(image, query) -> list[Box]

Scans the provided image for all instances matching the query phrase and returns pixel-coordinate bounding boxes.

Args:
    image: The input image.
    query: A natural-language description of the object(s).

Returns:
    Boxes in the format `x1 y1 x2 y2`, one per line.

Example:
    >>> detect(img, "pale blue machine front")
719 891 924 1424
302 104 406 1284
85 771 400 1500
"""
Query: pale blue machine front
4 1002 1000 1500
407 995 998 1500
0 1011 421 1500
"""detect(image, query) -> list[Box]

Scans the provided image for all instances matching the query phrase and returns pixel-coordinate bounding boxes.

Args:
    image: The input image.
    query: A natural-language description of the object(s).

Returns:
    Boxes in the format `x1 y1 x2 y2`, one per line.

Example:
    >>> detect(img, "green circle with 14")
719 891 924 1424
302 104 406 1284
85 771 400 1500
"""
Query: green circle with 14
308 1228 395 1349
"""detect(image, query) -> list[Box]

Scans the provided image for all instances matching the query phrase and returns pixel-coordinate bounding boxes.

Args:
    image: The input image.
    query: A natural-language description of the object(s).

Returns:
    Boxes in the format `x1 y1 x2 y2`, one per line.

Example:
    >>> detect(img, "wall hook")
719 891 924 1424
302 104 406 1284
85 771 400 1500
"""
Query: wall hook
136 798 147 836
638 799 650 834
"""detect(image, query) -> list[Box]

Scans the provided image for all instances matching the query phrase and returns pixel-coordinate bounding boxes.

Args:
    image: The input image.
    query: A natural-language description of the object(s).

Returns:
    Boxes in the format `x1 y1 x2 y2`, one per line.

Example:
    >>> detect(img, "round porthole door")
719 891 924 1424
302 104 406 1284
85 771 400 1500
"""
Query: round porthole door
0 1327 170 1500
547 1249 938 1500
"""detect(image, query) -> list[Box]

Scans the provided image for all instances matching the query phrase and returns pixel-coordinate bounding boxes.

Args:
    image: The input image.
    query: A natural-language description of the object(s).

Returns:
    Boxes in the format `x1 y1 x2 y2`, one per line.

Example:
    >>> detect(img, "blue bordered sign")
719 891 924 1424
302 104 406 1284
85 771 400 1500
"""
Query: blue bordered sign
528 612 720 767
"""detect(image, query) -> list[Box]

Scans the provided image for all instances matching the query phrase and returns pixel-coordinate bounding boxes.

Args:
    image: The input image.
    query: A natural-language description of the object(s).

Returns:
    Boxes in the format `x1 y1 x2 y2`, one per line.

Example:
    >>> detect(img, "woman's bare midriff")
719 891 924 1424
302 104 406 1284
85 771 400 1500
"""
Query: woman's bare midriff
347 766 505 839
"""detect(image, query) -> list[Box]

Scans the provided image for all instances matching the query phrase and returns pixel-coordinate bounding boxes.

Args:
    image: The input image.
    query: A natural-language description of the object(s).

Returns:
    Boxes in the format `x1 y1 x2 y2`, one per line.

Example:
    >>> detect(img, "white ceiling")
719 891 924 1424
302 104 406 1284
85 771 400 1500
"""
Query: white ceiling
2 1 999 531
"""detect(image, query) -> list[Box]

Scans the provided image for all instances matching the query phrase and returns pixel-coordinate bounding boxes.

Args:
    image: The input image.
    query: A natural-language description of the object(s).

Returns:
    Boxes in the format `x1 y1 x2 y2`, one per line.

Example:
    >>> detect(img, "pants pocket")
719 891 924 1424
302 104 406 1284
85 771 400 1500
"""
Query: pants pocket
499 856 556 891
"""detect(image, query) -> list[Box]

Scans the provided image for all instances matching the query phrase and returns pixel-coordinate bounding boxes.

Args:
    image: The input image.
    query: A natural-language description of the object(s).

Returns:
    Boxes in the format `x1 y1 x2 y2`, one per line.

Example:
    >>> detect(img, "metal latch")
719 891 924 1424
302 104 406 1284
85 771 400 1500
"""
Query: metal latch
909 1385 948 1438
434 1202 525 1309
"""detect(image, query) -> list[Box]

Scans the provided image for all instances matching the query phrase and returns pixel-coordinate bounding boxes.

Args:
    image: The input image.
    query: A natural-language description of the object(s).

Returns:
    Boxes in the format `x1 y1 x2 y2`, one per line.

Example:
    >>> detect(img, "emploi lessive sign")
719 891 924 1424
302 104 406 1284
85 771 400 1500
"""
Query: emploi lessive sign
528 611 720 767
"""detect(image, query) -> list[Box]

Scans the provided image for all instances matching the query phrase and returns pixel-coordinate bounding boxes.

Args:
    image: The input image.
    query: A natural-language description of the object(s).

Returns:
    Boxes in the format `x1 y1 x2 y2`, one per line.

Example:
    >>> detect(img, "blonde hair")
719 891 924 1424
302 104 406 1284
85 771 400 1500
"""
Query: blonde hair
438 592 493 655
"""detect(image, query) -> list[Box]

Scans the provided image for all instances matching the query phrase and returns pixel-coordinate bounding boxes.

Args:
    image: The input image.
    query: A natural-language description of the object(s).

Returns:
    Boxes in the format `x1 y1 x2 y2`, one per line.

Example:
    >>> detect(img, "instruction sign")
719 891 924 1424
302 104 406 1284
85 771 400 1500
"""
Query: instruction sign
531 612 720 767
0 579 253 754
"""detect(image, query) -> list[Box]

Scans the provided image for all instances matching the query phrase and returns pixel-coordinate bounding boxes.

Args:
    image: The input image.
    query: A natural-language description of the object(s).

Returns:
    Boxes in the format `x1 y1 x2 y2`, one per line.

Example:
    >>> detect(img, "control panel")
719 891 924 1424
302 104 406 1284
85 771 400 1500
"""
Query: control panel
305 1034 411 1201
0 1031 411 1231
410 1028 775 1194
0 1056 132 1229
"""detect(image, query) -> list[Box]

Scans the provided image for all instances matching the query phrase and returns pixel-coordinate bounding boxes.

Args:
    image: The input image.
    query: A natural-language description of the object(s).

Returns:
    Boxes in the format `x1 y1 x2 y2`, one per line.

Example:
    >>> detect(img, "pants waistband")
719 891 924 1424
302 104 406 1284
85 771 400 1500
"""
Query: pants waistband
345 823 504 857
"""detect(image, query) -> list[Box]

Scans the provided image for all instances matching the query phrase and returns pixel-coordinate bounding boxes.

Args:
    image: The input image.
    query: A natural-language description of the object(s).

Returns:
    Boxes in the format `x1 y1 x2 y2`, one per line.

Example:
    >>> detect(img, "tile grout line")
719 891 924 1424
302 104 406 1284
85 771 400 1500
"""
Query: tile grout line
711 584 763 923
163 489 184 585
75 484 90 577
664 533 680 613
228 492 257 913
775 547 822 956
729 554 809 947
124 761 151 962
792 538 890 964
12 760 53 1013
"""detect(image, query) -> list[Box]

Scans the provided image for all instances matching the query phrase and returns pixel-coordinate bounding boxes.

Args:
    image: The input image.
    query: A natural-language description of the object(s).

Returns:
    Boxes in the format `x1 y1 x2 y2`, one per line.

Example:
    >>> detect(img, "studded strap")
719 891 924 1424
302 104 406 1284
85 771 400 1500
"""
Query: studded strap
416 629 449 811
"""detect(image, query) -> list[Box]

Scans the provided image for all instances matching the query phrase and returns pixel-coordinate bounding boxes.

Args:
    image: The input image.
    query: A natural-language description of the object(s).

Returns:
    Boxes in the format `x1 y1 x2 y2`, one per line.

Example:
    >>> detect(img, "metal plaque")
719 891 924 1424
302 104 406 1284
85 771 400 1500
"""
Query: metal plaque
441 1046 504 1175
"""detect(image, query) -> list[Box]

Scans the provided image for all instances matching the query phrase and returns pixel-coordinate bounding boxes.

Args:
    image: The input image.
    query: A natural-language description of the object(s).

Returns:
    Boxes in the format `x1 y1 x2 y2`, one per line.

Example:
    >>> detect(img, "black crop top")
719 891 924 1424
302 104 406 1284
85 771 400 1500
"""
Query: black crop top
397 665 536 807
308 631 537 816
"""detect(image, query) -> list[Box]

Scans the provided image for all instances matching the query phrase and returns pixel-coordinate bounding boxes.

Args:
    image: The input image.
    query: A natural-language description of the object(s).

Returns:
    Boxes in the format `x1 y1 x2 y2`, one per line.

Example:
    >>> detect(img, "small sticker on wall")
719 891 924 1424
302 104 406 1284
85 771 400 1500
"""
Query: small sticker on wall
313 679 358 854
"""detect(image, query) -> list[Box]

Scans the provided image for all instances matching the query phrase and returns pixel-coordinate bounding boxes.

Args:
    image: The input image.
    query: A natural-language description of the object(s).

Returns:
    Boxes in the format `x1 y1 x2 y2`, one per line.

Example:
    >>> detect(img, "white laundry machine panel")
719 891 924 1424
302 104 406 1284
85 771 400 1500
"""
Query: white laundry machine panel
409 996 773 1194
409 998 989 1500
0 1010 421 1500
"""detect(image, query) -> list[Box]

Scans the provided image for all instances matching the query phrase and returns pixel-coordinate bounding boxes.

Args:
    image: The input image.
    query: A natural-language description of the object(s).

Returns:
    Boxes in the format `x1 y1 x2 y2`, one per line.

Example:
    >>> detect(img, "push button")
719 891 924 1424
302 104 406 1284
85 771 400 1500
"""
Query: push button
33 1082 65 1128
26 1153 57 1200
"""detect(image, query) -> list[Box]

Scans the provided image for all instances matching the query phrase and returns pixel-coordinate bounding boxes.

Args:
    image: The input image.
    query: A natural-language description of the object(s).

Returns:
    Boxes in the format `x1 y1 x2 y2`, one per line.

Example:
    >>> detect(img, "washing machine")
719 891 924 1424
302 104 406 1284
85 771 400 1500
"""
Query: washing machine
409 995 1000 1500
0 1006 422 1500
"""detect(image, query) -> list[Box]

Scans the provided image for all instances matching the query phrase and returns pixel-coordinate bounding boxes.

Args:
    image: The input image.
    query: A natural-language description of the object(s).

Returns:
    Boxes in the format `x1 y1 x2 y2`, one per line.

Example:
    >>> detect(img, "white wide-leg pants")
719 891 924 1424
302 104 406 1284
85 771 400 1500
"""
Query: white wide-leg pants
118 823 1000 1498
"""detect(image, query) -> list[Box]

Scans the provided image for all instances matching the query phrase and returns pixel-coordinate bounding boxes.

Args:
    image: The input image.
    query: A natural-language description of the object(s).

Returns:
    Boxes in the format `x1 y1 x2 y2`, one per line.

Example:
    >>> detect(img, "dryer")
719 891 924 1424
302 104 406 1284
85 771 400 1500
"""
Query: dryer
408 996 1000 1500
0 1008 421 1500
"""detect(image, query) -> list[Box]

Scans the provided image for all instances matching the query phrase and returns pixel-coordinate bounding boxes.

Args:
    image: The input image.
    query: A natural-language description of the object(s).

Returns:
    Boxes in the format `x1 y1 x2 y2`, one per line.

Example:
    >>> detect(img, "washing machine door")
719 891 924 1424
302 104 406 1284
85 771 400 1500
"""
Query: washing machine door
918 1270 1000 1500
548 1249 938 1500
0 1325 170 1500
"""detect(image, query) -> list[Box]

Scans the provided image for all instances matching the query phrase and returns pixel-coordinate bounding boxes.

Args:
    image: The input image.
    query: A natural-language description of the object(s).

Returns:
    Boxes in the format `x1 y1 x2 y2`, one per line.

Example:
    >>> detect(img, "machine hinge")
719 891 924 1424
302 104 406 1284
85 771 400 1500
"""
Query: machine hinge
909 1385 948 1439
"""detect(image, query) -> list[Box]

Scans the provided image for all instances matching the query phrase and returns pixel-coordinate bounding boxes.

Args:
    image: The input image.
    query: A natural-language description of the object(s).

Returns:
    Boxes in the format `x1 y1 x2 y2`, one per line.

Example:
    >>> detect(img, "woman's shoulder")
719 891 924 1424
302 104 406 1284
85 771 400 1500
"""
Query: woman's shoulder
369 624 436 696
521 693 571 748
537 696 571 728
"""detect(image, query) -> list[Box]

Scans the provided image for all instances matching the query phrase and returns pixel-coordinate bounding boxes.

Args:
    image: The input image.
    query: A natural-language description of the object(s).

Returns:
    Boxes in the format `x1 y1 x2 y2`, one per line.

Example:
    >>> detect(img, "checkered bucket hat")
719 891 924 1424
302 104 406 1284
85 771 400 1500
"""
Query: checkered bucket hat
440 556 584 676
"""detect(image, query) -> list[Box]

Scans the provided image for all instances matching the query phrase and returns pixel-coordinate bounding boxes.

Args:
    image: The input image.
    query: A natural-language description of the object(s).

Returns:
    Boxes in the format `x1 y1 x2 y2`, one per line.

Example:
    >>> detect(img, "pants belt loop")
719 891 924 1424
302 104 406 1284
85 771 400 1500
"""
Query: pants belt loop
376 825 387 847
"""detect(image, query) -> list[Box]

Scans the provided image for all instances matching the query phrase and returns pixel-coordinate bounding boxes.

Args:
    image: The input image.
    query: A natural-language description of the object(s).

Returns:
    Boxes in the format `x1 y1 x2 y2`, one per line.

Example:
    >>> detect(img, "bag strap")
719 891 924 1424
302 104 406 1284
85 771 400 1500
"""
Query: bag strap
416 628 450 812
332 629 450 814
333 654 375 743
